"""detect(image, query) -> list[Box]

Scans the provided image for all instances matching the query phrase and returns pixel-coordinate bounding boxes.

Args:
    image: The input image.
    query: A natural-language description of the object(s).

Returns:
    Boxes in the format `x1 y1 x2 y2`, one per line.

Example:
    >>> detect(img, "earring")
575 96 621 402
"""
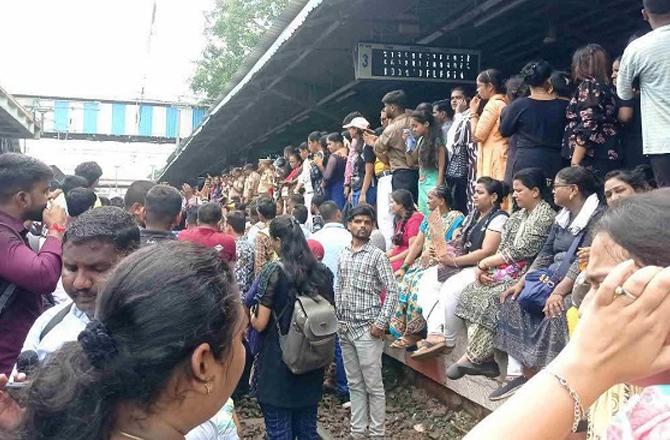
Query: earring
569 194 574 201
205 382 212 395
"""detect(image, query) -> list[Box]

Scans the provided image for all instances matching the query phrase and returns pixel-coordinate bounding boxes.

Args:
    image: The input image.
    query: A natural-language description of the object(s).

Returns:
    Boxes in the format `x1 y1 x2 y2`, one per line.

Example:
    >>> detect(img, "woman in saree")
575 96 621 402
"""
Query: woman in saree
389 185 465 348
448 167 555 380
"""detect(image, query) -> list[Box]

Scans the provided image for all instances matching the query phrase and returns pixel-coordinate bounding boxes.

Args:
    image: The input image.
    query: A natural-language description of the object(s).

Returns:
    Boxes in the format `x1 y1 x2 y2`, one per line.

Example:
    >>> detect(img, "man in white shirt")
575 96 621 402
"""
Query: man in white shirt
617 0 670 186
295 143 315 227
312 201 352 287
312 201 352 404
17 207 140 364
432 99 454 157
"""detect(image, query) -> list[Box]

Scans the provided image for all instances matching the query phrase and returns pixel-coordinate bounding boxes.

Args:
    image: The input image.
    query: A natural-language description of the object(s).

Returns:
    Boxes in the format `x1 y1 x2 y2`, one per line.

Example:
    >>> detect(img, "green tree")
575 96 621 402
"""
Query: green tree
191 0 289 101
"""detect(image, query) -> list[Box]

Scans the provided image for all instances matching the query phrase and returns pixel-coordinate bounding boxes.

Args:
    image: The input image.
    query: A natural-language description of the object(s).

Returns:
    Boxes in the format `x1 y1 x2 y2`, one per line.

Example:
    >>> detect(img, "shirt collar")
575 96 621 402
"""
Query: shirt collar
0 209 27 234
322 222 345 230
71 304 90 323
346 240 374 254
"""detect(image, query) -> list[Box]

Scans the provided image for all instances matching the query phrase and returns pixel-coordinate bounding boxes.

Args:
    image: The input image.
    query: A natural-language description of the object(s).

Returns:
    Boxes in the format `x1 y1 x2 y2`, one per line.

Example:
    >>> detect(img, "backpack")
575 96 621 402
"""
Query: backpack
273 263 338 375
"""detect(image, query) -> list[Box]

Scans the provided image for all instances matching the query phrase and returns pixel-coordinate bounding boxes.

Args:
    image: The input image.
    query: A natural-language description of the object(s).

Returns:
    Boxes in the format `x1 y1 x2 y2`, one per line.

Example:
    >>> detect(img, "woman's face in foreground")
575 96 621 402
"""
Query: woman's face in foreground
585 232 670 386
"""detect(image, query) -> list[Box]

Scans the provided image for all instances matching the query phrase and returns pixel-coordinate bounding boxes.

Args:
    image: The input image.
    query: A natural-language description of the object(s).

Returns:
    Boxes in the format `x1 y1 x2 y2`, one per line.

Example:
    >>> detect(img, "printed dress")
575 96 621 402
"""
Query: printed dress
390 209 464 339
455 201 555 362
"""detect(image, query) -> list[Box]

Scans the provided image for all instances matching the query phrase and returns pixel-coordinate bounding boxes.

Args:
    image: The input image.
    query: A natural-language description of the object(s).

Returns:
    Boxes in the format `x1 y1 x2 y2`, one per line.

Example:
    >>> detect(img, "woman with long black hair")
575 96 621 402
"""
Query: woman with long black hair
407 110 447 216
321 132 348 209
387 189 424 272
10 242 246 440
250 215 334 439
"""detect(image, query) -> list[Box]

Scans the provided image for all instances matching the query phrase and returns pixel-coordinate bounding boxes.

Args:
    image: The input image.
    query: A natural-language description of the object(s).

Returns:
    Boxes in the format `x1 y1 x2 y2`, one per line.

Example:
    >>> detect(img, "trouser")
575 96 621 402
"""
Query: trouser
392 168 419 203
232 339 253 399
340 331 386 438
376 175 394 250
507 355 523 377
466 322 495 364
446 176 469 216
304 191 314 230
260 403 318 440
428 267 476 347
334 335 349 396
352 185 377 208
650 153 670 187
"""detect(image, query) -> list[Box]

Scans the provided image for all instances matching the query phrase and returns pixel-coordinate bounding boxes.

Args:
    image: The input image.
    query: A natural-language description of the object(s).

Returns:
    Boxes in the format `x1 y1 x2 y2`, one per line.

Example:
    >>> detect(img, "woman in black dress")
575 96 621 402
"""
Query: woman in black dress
500 60 568 185
250 216 334 440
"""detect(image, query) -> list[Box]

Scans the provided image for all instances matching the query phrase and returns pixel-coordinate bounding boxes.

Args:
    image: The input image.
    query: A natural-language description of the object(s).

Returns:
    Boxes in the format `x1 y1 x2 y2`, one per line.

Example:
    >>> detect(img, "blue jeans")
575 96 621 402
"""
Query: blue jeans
351 185 377 208
261 403 318 440
335 335 349 396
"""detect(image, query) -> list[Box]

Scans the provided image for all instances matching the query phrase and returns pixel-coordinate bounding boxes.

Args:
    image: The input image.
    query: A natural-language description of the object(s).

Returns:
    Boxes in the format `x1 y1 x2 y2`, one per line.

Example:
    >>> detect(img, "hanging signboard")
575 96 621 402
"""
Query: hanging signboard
355 42 480 83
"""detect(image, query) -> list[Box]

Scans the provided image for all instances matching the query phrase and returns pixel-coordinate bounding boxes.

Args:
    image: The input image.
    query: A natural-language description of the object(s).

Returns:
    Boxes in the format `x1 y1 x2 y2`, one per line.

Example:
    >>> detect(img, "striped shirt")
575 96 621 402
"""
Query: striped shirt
617 24 670 155
336 241 399 339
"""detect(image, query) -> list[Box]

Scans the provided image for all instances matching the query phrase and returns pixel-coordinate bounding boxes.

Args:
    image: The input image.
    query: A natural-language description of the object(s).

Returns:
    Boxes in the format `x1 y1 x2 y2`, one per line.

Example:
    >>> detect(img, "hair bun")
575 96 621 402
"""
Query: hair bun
78 320 118 369
521 60 553 87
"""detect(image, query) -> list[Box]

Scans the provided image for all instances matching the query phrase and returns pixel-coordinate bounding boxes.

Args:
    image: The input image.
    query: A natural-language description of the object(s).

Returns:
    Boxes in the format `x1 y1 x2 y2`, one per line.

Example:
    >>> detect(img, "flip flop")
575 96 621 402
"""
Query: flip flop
410 341 450 360
389 337 418 350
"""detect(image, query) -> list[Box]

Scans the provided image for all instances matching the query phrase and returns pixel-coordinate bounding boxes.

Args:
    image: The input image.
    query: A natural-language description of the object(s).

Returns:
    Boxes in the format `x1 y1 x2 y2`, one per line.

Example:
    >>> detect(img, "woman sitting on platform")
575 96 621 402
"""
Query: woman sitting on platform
491 166 606 402
448 167 555 380
387 189 424 272
410 177 509 360
389 185 465 349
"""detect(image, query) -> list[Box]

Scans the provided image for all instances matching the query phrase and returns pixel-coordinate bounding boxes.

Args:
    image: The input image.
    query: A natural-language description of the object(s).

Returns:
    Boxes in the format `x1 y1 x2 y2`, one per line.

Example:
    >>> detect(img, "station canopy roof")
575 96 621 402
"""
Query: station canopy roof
160 0 645 183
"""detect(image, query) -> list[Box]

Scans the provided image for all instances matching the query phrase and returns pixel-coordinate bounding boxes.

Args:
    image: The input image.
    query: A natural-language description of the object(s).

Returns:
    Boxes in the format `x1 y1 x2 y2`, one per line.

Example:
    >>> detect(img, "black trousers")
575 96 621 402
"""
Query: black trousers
446 176 469 216
650 154 670 188
392 168 419 204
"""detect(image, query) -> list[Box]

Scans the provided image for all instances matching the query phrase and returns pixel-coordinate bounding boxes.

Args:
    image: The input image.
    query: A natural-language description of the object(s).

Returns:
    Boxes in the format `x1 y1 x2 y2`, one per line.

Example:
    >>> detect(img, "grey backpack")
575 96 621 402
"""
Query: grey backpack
273 266 337 375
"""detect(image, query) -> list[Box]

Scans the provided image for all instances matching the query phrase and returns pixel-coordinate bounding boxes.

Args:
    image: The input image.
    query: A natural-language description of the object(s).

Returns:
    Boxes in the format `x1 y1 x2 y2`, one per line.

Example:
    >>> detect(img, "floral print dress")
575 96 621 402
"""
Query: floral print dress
562 78 621 178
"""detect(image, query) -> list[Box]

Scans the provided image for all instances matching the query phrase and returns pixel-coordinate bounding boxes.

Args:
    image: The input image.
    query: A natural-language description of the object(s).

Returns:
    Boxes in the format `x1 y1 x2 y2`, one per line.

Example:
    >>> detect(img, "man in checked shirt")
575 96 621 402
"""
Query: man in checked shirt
336 204 399 440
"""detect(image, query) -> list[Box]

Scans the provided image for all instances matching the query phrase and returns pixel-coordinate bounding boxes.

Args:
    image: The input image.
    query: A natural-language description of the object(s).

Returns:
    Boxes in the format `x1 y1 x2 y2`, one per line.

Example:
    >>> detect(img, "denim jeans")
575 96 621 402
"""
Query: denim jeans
351 185 377 208
260 403 318 440
340 330 386 438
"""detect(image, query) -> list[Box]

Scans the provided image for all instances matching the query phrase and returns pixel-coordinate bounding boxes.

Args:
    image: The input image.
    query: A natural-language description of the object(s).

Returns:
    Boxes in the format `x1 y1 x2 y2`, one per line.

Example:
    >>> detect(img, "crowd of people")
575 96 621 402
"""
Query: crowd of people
1 1 670 439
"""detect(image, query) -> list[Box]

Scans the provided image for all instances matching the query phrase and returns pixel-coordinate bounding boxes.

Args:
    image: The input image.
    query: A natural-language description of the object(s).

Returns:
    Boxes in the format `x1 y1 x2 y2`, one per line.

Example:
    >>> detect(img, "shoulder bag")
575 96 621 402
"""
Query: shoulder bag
517 230 586 315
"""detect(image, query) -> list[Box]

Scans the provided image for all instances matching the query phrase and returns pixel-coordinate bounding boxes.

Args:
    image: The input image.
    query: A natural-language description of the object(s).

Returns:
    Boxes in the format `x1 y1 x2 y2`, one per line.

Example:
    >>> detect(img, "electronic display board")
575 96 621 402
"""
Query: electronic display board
355 43 480 83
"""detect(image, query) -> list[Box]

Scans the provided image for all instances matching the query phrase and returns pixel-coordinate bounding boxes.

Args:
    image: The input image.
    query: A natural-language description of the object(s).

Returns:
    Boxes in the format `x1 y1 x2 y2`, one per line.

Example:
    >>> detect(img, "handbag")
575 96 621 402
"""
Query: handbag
517 230 586 315
436 242 465 282
446 142 468 179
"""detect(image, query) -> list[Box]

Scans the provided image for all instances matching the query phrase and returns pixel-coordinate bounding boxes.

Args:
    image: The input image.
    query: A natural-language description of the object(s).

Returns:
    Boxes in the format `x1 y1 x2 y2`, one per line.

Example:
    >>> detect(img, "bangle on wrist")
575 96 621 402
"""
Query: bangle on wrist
400 263 410 272
477 263 487 271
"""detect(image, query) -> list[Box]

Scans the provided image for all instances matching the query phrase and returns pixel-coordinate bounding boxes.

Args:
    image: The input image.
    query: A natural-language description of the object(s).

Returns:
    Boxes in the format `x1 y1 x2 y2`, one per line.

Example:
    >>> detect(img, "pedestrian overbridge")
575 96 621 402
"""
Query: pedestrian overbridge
14 94 207 144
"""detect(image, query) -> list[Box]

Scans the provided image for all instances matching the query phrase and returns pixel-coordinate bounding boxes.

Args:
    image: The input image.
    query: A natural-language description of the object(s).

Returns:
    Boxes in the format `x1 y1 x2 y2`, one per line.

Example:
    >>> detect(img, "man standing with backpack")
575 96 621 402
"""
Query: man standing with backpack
337 205 400 440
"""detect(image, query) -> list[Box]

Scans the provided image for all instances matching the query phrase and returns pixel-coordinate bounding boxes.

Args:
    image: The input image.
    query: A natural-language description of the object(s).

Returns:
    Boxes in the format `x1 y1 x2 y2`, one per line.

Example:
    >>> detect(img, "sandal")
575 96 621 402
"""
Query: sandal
410 341 450 360
389 337 418 350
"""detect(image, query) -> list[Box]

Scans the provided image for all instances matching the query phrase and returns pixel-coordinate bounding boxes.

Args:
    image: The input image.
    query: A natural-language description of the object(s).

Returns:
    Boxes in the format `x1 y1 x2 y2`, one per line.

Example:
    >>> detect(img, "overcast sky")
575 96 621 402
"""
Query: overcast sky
1 0 214 188
0 0 213 102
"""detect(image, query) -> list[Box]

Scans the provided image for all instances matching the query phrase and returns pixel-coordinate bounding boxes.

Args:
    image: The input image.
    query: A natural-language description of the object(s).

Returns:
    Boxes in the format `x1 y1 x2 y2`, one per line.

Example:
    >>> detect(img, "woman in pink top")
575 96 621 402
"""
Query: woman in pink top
387 189 424 272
